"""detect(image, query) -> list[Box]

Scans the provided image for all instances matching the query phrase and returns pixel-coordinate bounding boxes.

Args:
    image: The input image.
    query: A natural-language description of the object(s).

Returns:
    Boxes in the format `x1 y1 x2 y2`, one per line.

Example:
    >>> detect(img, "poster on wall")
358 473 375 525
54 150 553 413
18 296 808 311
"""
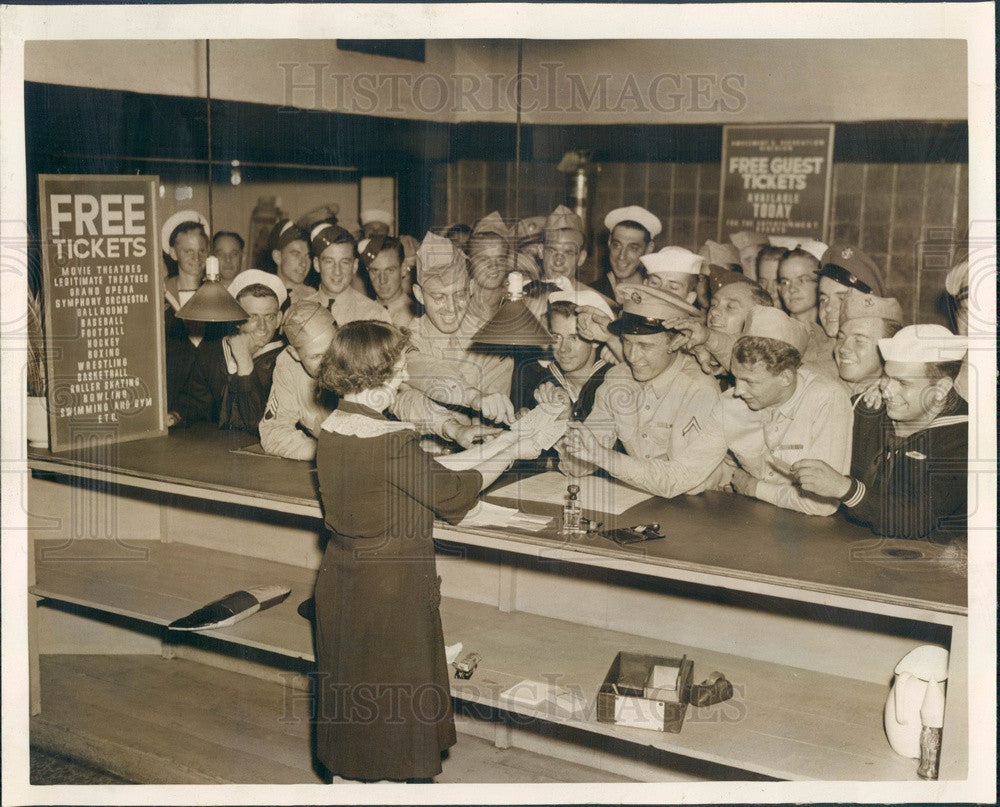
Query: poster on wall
38 174 167 452
718 124 835 241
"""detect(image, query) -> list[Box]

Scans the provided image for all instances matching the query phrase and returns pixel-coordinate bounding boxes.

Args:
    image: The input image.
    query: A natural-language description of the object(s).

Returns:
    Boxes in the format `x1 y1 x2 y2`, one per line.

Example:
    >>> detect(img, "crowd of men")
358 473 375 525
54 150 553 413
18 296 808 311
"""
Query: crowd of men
161 201 971 543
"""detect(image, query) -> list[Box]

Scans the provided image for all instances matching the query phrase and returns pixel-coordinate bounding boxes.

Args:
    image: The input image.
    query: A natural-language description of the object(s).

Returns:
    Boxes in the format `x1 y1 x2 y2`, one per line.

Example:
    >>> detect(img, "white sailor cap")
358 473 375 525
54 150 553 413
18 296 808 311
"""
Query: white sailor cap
768 235 827 261
604 206 662 239
548 288 616 321
640 246 704 277
360 209 394 228
878 324 967 364
161 209 208 250
226 269 288 309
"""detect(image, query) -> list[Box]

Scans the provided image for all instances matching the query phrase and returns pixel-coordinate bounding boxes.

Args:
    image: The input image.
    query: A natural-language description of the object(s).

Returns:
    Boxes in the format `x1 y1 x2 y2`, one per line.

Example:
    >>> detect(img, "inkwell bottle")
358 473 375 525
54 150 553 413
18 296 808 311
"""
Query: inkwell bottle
562 484 582 534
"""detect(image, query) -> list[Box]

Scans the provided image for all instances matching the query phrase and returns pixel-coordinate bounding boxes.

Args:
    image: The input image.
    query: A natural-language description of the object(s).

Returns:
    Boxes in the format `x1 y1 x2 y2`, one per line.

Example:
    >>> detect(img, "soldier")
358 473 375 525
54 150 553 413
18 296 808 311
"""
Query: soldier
404 232 515 426
269 219 314 306
817 243 886 338
794 325 967 541
465 211 515 329
556 285 727 499
755 245 787 306
259 301 337 461
304 223 390 325
590 206 661 299
358 234 415 328
717 306 853 516
834 289 903 397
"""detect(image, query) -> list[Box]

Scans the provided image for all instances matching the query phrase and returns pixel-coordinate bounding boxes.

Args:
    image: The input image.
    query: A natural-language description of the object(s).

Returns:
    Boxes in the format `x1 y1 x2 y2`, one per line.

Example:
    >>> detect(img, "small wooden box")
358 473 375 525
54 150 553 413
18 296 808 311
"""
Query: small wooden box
597 652 694 733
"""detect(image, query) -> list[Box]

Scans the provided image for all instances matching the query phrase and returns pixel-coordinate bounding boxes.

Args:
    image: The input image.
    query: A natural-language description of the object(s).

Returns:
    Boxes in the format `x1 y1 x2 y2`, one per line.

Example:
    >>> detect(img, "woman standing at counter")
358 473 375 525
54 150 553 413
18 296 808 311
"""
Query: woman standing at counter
312 320 534 783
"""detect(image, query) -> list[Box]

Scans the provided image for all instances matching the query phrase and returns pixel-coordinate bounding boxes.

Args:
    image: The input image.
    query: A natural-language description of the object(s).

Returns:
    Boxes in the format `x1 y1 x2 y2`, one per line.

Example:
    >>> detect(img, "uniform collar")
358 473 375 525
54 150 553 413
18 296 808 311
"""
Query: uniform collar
769 367 810 420
643 352 686 399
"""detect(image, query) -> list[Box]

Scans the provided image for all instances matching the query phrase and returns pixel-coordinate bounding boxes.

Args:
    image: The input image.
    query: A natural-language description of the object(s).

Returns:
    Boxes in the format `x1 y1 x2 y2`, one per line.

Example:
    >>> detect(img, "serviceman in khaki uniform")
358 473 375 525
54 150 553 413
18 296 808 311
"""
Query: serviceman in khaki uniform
556 284 727 499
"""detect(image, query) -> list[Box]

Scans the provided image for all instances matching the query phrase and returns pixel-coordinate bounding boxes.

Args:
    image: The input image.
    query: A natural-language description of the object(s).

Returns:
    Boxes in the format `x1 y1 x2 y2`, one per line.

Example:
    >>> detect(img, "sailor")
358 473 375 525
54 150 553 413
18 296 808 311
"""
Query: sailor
944 259 970 400
168 270 287 434
359 208 394 238
817 243 886 338
717 306 853 516
556 284 727 499
794 325 968 541
640 246 703 304
590 206 661 299
513 289 616 420
304 223 391 325
161 210 210 410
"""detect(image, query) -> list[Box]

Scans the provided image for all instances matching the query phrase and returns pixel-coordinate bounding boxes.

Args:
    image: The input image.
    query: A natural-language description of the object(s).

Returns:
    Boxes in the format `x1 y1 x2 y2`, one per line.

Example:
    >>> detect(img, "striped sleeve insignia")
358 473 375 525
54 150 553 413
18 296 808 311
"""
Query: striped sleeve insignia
682 417 700 436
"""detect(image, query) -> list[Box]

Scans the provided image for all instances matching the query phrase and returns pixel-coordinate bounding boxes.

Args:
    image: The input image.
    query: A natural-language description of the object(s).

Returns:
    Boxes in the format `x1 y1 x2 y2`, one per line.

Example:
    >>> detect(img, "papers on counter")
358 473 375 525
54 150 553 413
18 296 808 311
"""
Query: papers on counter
509 402 569 452
499 679 587 718
456 501 552 532
489 471 653 516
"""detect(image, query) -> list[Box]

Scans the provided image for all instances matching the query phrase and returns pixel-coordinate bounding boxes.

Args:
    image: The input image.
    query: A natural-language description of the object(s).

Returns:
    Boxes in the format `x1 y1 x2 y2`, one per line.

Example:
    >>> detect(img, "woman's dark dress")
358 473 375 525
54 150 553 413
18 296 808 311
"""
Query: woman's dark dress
313 400 481 780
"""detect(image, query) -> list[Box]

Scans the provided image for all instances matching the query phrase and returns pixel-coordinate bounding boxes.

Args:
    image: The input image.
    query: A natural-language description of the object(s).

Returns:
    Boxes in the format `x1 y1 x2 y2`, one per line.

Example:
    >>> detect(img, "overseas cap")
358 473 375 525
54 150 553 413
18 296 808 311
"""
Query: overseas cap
604 206 662 239
357 234 389 267
269 218 309 253
608 283 698 335
162 209 208 249
281 299 335 349
548 288 616 321
698 239 741 271
741 305 810 355
709 265 754 294
472 211 513 239
416 231 469 289
878 324 966 364
516 215 547 245
360 208 394 228
227 268 288 309
945 260 969 298
310 222 353 255
819 243 885 296
839 288 903 326
640 246 704 277
545 204 584 236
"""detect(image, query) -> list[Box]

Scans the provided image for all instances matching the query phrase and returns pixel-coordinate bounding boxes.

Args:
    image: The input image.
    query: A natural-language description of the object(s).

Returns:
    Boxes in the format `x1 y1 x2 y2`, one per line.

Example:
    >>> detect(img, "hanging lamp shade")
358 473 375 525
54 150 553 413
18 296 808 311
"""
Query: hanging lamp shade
175 257 248 322
472 271 553 347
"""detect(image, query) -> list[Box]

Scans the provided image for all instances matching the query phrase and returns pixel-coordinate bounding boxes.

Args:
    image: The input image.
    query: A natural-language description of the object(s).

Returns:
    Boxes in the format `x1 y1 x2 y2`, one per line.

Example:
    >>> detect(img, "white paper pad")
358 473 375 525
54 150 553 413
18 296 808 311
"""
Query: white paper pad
490 471 653 516
445 642 463 664
499 679 586 718
457 500 553 532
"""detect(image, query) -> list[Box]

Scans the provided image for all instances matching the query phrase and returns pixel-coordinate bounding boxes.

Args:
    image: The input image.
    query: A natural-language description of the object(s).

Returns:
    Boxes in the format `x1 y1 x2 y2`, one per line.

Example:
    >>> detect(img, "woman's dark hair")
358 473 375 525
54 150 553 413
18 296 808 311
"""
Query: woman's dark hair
732 335 802 375
318 320 410 395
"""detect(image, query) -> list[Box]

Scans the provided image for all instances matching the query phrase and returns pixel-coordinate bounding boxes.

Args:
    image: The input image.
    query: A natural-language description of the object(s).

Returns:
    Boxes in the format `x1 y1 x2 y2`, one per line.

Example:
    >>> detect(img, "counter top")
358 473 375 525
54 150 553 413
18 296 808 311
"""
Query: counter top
28 424 967 621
